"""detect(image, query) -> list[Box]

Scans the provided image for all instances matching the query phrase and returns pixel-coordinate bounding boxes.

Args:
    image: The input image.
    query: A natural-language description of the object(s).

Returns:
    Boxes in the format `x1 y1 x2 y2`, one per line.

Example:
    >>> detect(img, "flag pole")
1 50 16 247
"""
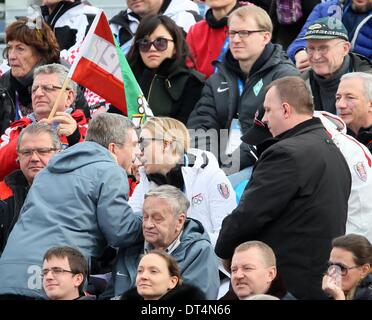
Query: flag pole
47 77 71 120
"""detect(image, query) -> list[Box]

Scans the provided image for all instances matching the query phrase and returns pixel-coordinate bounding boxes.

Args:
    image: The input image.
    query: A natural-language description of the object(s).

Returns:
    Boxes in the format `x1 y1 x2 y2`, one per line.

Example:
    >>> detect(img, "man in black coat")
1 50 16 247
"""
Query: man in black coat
215 76 351 300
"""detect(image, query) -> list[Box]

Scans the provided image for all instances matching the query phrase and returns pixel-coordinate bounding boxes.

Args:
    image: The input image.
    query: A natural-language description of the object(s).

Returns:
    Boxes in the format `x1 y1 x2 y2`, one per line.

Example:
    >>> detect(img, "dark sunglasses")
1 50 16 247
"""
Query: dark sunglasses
326 261 360 276
138 37 174 52
138 136 164 152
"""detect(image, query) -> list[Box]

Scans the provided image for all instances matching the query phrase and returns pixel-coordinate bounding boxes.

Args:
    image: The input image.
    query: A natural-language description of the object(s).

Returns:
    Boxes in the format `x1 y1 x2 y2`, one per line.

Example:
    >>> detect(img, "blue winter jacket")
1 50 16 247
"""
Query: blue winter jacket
103 218 220 300
287 0 372 61
0 141 143 298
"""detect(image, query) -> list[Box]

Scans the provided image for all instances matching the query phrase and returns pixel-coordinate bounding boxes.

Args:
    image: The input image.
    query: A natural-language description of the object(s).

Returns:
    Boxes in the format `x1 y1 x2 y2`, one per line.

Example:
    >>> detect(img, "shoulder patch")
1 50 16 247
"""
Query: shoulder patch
217 183 230 199
354 162 367 182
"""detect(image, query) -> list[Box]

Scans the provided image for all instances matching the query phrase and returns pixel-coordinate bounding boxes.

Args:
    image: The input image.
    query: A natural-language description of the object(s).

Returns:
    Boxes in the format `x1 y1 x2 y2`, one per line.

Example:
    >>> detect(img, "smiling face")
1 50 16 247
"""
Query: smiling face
136 253 178 300
336 77 372 133
231 247 276 300
307 38 350 79
7 40 40 78
142 196 185 250
42 256 83 300
139 24 175 69
18 132 58 184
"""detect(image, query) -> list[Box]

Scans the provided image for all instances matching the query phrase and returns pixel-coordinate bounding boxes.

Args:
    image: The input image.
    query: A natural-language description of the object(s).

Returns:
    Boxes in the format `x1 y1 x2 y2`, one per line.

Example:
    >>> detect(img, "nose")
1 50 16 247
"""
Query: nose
262 112 268 124
29 151 41 161
234 268 244 279
231 33 241 42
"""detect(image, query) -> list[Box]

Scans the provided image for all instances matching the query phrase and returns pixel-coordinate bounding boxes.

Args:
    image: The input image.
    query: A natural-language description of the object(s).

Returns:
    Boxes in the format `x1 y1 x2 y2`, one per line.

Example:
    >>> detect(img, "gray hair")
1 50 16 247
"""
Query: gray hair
340 72 372 101
17 122 61 152
85 113 135 148
144 185 190 217
33 63 77 93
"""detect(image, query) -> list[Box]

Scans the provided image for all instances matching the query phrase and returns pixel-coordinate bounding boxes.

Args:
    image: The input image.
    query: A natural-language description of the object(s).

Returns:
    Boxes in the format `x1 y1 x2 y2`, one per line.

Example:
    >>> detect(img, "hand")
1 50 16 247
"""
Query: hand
41 111 78 137
294 50 310 72
322 274 345 300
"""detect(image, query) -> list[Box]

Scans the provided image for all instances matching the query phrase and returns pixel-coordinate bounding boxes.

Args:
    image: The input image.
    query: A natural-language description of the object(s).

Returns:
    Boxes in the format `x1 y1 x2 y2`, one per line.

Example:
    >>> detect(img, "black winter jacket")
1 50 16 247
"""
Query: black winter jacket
215 118 351 300
187 43 300 172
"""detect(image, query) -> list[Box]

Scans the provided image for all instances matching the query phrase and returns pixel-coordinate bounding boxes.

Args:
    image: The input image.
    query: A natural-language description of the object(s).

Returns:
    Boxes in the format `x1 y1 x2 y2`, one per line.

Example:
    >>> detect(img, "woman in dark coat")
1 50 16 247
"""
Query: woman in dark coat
120 250 205 300
323 234 372 300
123 15 204 125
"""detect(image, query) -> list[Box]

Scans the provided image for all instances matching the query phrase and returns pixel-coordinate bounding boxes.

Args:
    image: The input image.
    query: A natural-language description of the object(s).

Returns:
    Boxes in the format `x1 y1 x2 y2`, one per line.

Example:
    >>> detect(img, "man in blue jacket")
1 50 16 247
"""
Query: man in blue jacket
0 113 143 299
288 0 372 70
101 185 220 300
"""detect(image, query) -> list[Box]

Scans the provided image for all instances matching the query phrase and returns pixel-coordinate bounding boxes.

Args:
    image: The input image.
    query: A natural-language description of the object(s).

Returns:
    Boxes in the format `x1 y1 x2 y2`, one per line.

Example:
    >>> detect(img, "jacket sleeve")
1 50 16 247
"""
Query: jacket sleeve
0 131 20 181
96 166 143 248
287 1 339 61
215 145 299 259
181 244 220 300
206 170 237 247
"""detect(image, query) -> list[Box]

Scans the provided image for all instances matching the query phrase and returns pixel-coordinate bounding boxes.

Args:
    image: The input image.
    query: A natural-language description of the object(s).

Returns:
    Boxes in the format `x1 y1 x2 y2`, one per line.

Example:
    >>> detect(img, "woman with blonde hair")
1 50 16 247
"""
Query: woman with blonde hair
129 117 236 247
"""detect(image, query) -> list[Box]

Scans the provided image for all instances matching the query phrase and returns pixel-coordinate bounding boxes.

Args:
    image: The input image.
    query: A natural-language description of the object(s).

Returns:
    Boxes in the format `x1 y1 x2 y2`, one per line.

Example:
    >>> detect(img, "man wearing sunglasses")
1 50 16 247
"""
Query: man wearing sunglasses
187 5 300 177
110 0 202 53
0 63 88 181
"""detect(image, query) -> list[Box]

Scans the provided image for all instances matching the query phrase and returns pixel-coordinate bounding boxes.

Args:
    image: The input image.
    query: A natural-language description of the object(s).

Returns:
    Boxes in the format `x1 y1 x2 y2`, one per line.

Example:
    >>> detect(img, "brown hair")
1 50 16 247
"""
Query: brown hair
143 249 182 285
43 246 88 293
266 76 314 115
4 17 60 63
332 234 372 266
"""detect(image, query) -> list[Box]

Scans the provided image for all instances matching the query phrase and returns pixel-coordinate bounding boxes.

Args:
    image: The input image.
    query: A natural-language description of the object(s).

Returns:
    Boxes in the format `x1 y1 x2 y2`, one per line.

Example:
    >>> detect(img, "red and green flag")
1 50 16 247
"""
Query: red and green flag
68 10 152 125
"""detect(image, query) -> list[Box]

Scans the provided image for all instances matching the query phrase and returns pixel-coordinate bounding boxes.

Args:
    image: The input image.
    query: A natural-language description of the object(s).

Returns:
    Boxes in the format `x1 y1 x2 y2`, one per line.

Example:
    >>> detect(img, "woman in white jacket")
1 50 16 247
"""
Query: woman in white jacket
129 117 237 247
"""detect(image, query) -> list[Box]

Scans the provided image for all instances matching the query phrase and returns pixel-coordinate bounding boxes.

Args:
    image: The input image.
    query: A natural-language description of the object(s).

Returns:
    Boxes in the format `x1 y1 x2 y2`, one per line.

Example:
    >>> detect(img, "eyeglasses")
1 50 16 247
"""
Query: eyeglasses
138 37 174 52
305 41 345 56
31 84 70 94
41 267 76 278
326 261 360 276
138 137 164 152
226 30 265 39
18 147 58 158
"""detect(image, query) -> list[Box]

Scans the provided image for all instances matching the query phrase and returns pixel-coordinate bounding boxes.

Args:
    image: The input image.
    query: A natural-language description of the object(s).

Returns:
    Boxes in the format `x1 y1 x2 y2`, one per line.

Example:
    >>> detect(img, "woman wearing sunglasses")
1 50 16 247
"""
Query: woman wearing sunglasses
126 15 205 125
322 234 372 300
129 117 236 248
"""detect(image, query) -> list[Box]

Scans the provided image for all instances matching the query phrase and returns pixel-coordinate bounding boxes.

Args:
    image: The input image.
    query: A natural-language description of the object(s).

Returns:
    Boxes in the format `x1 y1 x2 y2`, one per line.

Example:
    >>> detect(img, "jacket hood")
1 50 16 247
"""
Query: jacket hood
47 141 116 174
314 111 347 134
179 218 211 249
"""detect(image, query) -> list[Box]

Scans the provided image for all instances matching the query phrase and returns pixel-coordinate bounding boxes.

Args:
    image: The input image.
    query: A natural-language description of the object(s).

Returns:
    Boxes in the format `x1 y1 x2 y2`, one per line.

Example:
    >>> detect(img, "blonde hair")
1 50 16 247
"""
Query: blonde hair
141 117 190 157
228 5 273 34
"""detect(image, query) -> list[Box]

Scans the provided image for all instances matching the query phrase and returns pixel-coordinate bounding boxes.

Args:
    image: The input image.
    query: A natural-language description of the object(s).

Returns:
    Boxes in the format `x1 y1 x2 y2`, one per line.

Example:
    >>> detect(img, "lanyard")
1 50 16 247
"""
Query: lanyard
214 36 230 74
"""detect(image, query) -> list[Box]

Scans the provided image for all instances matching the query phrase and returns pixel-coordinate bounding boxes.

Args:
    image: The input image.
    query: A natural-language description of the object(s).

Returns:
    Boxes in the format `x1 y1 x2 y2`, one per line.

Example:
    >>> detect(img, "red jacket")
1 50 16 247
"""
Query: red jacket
186 19 228 79
0 110 88 180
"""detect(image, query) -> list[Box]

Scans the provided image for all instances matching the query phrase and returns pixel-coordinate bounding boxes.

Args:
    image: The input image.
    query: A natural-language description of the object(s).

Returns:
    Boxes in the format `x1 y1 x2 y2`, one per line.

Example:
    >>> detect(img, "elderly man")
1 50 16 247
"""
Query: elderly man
0 123 61 253
298 17 371 114
288 0 372 67
110 0 201 53
0 113 142 299
0 63 87 181
187 5 299 176
103 185 220 300
215 76 351 300
336 72 372 152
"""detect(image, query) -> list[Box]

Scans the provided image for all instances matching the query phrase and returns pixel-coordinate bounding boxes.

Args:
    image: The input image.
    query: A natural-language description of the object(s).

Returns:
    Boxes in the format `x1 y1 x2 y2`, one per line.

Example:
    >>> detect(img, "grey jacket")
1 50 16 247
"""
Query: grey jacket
103 218 220 300
0 141 143 298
